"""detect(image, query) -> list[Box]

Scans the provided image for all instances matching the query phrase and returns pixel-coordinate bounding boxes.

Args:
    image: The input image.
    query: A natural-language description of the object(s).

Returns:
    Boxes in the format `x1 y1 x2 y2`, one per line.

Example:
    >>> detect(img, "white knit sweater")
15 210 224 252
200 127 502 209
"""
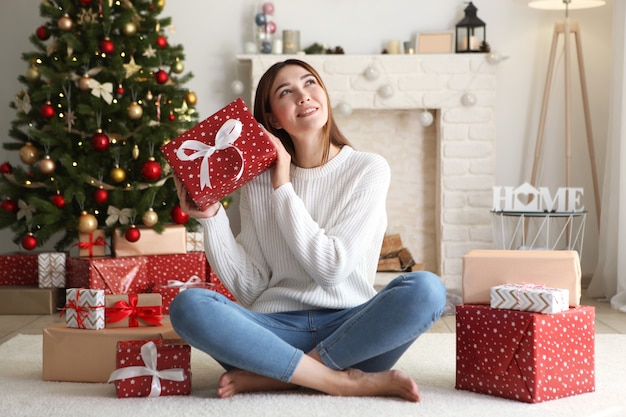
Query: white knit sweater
199 146 390 313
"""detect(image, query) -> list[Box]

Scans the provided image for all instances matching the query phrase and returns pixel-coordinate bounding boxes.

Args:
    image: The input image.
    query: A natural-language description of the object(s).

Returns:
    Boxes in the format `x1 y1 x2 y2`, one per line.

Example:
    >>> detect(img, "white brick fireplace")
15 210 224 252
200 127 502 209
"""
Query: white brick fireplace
237 54 497 296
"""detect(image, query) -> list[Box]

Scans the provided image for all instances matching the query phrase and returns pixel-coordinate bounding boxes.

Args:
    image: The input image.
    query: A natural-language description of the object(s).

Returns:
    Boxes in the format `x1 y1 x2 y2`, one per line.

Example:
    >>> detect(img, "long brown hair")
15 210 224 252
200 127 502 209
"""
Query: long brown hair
253 59 351 165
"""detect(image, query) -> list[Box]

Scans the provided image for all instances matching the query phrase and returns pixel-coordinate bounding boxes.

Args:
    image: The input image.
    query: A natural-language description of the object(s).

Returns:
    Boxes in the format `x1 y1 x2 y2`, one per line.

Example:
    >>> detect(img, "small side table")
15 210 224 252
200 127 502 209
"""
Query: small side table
491 210 586 254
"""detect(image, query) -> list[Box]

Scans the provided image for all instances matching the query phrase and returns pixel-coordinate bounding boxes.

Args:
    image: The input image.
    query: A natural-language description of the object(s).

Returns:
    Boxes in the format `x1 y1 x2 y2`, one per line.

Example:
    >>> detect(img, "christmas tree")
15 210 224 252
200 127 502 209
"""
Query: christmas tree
0 0 201 251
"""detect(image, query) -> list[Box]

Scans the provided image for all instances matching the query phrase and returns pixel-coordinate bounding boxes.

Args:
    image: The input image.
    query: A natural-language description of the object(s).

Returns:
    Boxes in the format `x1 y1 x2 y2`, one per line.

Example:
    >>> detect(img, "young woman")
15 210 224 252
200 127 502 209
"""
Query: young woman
169 59 447 402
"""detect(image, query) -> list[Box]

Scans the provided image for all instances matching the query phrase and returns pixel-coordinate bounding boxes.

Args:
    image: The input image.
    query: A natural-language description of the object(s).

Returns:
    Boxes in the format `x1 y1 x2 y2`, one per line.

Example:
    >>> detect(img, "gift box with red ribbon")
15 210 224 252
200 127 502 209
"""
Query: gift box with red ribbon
161 97 277 210
112 225 187 257
108 339 191 398
105 293 163 328
74 229 107 257
0 253 39 286
455 304 595 403
62 288 106 329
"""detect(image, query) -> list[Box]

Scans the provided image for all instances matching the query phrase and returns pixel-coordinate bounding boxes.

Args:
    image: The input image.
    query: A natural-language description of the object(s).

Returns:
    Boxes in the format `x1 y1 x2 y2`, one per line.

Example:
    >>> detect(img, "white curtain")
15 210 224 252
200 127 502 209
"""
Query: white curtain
587 1 626 312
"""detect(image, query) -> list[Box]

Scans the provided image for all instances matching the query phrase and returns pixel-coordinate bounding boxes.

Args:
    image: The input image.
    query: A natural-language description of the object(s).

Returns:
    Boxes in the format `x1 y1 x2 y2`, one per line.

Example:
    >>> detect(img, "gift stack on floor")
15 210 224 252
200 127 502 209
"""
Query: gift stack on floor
455 249 595 403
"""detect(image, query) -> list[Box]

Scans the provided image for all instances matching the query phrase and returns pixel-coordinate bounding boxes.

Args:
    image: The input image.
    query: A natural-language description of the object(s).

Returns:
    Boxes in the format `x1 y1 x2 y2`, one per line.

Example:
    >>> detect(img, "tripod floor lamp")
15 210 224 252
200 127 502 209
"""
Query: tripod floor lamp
528 0 605 227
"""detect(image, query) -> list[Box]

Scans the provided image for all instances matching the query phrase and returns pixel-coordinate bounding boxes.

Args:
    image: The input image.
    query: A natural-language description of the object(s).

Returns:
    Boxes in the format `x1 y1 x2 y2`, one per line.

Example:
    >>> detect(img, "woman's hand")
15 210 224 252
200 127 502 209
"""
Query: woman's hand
263 126 291 190
173 176 221 218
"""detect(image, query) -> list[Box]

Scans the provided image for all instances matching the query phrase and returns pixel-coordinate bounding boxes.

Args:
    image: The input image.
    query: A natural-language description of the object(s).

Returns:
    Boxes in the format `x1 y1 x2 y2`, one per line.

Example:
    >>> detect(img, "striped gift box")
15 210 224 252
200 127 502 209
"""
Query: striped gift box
490 284 569 314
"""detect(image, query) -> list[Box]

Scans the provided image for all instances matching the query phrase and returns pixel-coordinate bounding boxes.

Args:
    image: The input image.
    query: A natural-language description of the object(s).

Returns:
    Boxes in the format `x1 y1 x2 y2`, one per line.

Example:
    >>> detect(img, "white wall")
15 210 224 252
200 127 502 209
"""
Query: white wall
0 0 614 278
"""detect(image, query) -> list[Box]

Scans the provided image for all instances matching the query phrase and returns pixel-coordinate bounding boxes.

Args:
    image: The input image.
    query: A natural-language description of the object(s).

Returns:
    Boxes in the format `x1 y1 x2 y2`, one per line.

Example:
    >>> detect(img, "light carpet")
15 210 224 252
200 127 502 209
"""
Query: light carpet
1 333 625 417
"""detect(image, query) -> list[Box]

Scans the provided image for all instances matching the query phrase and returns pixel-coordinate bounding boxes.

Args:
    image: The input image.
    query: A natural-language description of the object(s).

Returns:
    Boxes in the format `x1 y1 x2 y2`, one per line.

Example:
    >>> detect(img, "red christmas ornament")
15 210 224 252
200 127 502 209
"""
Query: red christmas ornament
93 187 109 205
21 233 38 251
141 158 162 181
36 25 50 40
91 130 110 152
79 0 92 5
1 198 18 213
116 84 125 96
51 193 66 208
40 102 55 119
156 35 168 49
125 225 141 242
168 113 176 121
99 37 115 55
171 204 189 224
0 161 12 174
154 69 169 84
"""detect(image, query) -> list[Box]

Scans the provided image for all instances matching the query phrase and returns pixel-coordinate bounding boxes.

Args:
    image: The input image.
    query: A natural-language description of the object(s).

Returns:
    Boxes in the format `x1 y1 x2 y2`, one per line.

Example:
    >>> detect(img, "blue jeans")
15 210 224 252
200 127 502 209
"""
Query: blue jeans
169 271 446 383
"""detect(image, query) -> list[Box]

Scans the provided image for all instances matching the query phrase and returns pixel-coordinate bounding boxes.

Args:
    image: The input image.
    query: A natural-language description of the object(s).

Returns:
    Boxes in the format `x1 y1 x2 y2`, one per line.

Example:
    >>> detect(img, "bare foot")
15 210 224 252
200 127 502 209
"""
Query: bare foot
217 369 298 398
333 368 421 402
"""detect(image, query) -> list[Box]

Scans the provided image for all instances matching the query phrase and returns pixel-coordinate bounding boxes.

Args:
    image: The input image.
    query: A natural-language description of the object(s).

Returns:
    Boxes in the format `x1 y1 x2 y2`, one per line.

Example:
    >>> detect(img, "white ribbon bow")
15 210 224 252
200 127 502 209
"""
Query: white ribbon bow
17 200 36 223
175 118 245 190
105 206 133 226
165 275 205 292
88 78 113 104
107 341 186 397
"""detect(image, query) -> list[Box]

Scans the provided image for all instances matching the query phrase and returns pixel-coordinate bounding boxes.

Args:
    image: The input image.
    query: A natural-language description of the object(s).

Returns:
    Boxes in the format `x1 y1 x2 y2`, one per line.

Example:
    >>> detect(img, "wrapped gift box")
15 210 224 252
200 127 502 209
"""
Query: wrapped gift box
75 229 108 257
455 304 595 403
462 250 581 306
105 293 163 328
66 256 150 294
109 339 191 398
161 97 277 210
490 284 569 314
38 252 67 288
42 322 179 382
0 253 39 286
186 231 204 252
147 252 210 291
63 288 106 329
0 286 65 315
154 275 213 314
112 225 187 257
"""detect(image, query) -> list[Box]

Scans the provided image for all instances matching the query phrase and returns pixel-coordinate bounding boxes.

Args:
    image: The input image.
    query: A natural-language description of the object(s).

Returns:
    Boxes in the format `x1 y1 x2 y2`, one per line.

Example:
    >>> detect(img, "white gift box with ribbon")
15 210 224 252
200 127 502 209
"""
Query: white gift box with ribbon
490 283 570 314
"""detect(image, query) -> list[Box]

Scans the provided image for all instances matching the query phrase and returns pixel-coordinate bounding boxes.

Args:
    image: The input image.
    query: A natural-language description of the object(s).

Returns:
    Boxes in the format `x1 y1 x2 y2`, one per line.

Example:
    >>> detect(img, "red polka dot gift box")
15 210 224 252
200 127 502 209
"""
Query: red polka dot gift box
108 339 191 398
161 97 277 211
455 304 595 403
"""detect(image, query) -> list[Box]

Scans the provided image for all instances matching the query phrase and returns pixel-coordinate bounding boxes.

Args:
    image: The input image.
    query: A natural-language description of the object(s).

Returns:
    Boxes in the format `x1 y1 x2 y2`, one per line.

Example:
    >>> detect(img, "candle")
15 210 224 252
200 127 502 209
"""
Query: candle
272 39 283 54
461 36 479 51
387 40 402 55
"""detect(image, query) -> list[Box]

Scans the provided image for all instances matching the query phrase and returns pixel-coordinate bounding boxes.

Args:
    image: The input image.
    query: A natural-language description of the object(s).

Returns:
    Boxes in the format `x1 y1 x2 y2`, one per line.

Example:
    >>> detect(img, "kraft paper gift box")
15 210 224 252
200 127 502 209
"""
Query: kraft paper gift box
38 252 66 288
462 250 581 306
490 283 569 314
112 225 187 257
66 256 150 294
161 97 277 210
0 252 39 286
42 321 179 382
63 288 106 329
105 293 163 328
108 339 191 398
75 229 107 257
455 304 595 403
0 286 65 315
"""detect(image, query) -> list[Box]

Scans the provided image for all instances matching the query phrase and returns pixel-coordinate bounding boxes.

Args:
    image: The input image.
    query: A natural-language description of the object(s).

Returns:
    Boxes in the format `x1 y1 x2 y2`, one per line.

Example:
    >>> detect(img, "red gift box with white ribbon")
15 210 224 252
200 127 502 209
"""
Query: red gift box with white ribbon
108 339 191 398
161 97 277 210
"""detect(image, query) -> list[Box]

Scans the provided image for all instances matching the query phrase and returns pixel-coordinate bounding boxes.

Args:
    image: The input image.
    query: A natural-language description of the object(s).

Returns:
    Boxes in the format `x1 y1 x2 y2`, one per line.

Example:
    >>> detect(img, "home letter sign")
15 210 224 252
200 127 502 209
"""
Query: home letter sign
492 183 584 213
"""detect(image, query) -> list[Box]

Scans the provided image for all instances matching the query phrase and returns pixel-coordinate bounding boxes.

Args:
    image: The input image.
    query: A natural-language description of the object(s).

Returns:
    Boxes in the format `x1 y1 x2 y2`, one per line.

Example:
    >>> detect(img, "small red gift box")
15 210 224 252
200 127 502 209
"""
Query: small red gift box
108 339 191 398
0 253 39 286
455 304 595 403
161 97 277 210
66 256 150 294
154 275 213 314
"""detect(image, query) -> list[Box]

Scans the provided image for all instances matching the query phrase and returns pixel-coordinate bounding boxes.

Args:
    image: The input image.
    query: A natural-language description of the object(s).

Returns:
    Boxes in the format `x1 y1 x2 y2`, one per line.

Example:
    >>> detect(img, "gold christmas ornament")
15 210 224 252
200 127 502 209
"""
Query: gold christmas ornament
122 21 137 36
25 66 40 82
156 0 166 9
127 101 143 119
19 142 40 165
78 75 92 91
132 144 140 160
172 60 184 74
185 91 197 106
142 208 159 227
77 211 98 234
145 90 154 101
110 166 126 183
39 155 56 175
58 14 74 31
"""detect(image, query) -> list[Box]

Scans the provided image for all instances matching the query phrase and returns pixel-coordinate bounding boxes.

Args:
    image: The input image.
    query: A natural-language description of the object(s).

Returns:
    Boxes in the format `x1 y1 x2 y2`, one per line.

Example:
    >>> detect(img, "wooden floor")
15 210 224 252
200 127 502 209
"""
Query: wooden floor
0 289 624 346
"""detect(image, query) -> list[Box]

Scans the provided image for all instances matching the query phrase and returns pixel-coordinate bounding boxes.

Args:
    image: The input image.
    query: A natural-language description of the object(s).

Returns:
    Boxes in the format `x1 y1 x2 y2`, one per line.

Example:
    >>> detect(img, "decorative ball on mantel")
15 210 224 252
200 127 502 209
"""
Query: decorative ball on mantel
377 84 394 99
231 80 244 95
335 101 353 117
461 92 477 107
418 110 434 127
363 66 380 81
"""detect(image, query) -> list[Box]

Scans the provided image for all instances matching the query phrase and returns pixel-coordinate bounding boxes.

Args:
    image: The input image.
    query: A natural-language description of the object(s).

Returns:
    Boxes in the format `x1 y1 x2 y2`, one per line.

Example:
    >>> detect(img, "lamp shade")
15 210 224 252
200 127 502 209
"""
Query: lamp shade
528 0 605 10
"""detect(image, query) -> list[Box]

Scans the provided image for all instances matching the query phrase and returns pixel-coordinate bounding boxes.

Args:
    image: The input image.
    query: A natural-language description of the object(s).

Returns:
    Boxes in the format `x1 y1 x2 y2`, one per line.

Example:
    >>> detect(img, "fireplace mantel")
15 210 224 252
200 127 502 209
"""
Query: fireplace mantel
237 54 497 296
